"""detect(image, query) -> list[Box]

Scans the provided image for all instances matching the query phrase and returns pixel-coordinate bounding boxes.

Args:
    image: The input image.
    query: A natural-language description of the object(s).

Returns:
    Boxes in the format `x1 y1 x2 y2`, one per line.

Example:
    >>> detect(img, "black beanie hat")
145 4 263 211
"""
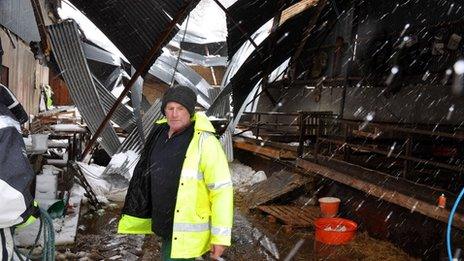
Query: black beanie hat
161 85 197 116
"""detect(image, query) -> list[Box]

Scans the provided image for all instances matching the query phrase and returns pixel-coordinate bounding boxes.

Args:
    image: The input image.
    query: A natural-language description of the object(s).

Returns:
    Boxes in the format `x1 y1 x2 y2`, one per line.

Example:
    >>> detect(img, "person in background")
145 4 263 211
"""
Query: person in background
118 85 233 260
0 84 39 260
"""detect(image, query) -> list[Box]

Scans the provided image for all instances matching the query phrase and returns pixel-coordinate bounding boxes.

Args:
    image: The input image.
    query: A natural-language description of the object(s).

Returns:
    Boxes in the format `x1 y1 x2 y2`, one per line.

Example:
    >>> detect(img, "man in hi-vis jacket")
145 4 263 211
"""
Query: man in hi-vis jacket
0 84 39 260
118 85 233 261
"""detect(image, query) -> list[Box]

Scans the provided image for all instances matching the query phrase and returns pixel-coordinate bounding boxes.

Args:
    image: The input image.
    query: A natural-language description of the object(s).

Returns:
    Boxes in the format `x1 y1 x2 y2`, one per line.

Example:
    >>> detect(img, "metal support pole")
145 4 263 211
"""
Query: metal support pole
81 0 195 159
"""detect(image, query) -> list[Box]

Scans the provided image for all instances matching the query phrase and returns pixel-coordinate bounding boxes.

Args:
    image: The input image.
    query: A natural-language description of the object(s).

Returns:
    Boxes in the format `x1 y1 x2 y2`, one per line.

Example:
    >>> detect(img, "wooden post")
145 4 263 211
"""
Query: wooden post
343 123 350 161
256 113 261 144
298 111 306 157
403 135 412 178
314 115 323 161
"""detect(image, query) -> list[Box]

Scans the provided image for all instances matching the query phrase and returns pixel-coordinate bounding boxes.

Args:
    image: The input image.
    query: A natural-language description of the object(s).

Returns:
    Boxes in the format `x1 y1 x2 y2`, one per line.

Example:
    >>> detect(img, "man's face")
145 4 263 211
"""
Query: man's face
165 101 191 134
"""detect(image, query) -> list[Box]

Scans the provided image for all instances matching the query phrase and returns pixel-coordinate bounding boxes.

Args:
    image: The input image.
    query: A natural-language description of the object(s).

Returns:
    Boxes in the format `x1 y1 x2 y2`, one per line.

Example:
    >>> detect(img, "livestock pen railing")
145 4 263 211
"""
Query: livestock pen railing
237 111 336 156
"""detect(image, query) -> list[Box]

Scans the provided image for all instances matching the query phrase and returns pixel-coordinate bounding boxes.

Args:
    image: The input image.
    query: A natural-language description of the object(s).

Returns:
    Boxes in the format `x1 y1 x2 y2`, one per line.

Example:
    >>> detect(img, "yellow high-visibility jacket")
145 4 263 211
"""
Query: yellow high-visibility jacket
118 112 233 258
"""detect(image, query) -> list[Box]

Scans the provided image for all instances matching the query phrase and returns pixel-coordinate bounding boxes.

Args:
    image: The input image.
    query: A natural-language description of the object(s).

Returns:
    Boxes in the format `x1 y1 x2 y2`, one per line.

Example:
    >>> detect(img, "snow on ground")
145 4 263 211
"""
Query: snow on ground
15 184 83 246
229 161 267 192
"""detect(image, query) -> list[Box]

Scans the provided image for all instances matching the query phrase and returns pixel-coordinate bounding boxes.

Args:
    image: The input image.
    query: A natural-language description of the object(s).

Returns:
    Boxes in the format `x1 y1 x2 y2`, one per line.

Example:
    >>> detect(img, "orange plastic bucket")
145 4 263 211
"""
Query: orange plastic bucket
318 197 340 217
314 217 358 245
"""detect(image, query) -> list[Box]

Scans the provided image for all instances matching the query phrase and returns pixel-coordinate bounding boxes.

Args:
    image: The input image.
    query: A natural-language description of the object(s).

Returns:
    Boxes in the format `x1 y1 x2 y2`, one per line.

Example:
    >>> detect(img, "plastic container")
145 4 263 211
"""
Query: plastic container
318 197 341 217
314 217 358 245
438 194 446 208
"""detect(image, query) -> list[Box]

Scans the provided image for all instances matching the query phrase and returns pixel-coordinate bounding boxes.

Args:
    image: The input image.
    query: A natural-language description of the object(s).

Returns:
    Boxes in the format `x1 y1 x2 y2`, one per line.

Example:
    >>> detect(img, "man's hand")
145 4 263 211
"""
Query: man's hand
210 244 227 260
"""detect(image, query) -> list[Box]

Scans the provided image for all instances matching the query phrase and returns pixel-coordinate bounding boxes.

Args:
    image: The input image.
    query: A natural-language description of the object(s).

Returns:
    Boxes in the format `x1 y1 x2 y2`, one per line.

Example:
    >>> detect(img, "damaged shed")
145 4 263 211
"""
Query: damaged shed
1 0 464 260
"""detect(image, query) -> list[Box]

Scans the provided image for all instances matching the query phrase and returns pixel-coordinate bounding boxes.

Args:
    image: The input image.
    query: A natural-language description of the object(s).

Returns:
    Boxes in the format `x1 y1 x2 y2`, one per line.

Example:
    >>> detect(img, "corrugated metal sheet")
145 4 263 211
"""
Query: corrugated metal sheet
48 21 121 155
102 99 163 179
149 52 212 108
83 42 122 66
220 128 234 162
179 49 228 67
226 0 299 57
208 7 319 117
0 0 40 43
208 88 228 116
69 0 201 71
117 99 163 154
92 75 136 132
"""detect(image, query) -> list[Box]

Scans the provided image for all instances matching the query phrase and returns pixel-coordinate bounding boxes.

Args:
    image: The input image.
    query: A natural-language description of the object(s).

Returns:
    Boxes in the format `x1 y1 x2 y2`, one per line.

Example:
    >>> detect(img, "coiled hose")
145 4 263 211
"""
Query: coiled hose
446 188 464 260
14 208 55 261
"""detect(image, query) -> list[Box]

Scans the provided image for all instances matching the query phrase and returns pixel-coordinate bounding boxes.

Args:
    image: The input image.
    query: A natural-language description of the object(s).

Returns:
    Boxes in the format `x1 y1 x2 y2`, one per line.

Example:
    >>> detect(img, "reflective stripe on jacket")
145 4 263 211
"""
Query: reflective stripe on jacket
0 105 36 229
118 112 233 258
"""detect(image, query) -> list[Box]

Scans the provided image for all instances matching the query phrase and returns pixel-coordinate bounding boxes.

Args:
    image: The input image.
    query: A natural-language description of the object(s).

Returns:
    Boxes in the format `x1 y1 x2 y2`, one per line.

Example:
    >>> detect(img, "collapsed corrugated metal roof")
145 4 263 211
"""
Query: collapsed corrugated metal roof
170 0 238 45
208 5 322 116
92 75 136 132
226 0 300 57
178 49 228 67
48 21 121 155
68 0 200 72
102 98 164 179
116 99 163 154
0 0 40 42
221 19 273 88
83 42 122 67
149 51 212 108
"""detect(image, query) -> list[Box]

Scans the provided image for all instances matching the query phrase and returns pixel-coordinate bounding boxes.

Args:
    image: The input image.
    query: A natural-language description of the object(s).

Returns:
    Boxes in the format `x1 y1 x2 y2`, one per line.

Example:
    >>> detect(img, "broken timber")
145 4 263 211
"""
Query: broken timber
257 205 320 228
296 157 464 230
248 170 310 208
233 137 297 159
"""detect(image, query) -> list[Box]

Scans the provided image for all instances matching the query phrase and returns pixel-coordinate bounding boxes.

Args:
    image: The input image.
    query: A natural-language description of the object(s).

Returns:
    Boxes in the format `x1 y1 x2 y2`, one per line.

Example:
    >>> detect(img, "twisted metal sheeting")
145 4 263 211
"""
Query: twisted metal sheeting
220 128 234 162
117 99 163 154
101 99 163 179
208 88 229 118
207 88 232 161
149 52 212 108
92 75 136 132
69 0 200 71
48 21 120 155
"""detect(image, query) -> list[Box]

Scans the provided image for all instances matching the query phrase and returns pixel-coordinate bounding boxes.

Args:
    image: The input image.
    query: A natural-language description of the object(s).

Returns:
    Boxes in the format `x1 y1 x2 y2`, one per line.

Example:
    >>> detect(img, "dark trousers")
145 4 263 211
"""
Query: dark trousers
161 237 195 261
